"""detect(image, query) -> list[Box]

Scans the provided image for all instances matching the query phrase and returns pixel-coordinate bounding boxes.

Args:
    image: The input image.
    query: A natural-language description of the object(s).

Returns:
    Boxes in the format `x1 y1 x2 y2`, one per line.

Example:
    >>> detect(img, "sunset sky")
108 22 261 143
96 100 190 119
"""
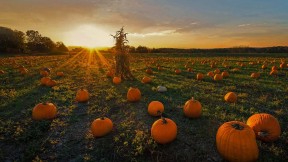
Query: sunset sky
1 0 288 48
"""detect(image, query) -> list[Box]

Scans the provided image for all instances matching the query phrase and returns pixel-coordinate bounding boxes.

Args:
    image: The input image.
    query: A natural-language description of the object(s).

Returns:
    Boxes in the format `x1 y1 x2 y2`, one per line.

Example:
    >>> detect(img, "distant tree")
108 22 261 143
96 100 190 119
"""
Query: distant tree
55 41 69 52
111 27 134 80
136 45 149 53
26 30 56 52
0 26 25 53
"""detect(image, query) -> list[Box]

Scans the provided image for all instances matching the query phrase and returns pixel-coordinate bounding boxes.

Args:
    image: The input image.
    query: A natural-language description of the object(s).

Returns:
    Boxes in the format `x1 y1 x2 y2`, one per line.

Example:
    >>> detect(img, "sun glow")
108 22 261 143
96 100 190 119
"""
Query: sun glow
63 25 114 48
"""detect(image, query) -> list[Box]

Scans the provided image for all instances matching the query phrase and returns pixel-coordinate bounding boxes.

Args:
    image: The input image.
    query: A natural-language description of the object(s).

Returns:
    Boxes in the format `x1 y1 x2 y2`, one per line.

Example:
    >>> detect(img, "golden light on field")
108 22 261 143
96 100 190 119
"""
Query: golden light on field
63 25 114 48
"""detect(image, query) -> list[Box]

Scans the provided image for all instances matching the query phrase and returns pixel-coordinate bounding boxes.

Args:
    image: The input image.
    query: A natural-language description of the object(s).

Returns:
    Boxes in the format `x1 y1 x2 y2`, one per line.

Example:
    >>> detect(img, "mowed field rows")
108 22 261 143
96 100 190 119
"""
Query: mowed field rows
0 50 287 161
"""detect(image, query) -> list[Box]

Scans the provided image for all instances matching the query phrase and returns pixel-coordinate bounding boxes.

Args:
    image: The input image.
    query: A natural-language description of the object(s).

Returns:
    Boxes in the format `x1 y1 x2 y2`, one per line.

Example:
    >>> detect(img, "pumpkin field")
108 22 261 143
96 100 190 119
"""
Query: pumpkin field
0 50 287 161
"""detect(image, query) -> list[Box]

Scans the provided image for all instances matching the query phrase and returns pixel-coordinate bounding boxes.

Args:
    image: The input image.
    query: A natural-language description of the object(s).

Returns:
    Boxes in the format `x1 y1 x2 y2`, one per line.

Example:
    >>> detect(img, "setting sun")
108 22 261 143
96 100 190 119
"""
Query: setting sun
63 25 114 48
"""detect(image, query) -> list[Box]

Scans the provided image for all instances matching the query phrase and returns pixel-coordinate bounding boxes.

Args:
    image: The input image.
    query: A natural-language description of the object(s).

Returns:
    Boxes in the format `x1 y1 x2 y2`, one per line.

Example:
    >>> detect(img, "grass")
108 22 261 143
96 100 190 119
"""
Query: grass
0 50 287 161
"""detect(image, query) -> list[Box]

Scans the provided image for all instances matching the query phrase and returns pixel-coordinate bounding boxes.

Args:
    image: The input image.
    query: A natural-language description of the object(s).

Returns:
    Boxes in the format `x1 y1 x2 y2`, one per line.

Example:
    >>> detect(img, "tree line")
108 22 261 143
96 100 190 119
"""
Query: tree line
0 26 68 54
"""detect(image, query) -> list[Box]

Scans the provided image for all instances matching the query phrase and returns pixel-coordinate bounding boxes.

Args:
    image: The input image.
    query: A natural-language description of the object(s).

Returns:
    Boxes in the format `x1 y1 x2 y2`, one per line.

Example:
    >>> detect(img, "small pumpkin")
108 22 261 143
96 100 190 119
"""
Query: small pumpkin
187 67 193 72
213 74 222 81
127 87 141 102
216 121 259 162
46 79 57 87
40 70 49 77
270 70 278 76
271 66 277 71
183 97 202 118
175 69 181 74
0 70 5 74
251 72 260 79
214 68 220 74
151 117 177 144
142 76 152 84
196 73 204 80
113 76 121 84
157 86 167 92
221 71 229 78
157 66 162 71
148 101 164 116
32 102 57 120
56 72 64 77
261 64 267 69
247 113 281 142
207 71 214 77
224 92 237 103
91 117 113 137
279 63 286 69
106 69 115 77
20 68 28 74
40 77 51 85
146 68 153 74
76 88 90 102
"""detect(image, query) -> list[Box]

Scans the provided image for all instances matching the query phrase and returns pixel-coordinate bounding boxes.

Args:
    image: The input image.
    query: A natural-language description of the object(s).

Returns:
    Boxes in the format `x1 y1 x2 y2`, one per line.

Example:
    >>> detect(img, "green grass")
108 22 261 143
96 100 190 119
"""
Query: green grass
0 51 287 161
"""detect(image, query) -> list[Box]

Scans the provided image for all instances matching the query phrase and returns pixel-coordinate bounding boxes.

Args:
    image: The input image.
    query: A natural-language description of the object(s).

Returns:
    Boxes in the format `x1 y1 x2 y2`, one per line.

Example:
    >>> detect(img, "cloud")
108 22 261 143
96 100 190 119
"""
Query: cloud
238 24 251 27
130 29 177 37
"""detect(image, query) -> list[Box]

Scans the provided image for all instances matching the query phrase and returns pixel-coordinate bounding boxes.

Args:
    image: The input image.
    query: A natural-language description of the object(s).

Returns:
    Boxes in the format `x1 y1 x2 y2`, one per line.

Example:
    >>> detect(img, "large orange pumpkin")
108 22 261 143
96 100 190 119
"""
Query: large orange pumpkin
91 117 113 137
127 87 141 102
148 101 164 116
246 113 281 142
32 102 57 120
151 117 177 144
224 92 237 103
76 88 90 102
216 121 259 162
183 97 202 118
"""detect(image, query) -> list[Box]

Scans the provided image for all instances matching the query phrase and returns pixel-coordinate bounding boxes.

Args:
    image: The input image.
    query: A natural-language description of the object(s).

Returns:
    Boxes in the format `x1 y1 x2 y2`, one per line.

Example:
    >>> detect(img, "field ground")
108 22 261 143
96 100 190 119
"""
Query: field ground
0 50 287 161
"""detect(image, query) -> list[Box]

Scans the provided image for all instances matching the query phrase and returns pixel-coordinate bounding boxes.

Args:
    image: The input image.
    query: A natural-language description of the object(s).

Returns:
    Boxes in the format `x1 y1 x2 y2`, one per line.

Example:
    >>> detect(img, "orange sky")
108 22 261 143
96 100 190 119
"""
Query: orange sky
1 0 288 48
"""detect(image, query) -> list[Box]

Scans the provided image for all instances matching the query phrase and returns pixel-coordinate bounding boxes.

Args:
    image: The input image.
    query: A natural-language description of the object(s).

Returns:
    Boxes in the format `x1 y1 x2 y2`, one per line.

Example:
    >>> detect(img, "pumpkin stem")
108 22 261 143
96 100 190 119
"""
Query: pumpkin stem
157 110 162 115
258 131 269 137
231 123 244 130
100 117 105 120
191 97 194 101
161 116 167 124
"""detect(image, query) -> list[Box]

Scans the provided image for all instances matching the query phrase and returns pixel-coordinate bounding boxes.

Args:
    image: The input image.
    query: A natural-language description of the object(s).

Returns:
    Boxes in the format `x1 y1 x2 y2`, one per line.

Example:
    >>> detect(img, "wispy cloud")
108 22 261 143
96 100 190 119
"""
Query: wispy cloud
130 29 177 37
238 24 251 27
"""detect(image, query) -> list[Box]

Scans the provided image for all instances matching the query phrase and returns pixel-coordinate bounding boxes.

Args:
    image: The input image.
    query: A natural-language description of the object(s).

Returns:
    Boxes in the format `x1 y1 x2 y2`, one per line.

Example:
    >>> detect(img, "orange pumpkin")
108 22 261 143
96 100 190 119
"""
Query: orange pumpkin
221 71 229 78
76 88 90 102
40 70 49 77
216 121 259 162
196 73 204 80
146 68 153 74
224 92 237 103
106 69 115 77
187 67 193 72
91 117 113 137
207 71 214 77
213 74 222 81
46 79 57 87
151 117 177 144
20 68 28 75
271 66 277 71
56 72 64 77
157 66 162 71
175 69 181 74
183 97 202 118
113 76 121 84
0 70 5 74
32 102 57 120
247 113 281 142
251 72 260 79
127 87 141 102
261 64 267 69
148 101 164 116
142 76 152 84
40 77 51 85
214 68 220 74
270 70 278 76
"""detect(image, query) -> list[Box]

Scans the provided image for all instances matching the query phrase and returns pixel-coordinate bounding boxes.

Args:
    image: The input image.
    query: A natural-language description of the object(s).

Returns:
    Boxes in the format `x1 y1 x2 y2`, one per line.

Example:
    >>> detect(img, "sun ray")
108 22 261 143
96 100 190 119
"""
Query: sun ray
95 49 111 69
